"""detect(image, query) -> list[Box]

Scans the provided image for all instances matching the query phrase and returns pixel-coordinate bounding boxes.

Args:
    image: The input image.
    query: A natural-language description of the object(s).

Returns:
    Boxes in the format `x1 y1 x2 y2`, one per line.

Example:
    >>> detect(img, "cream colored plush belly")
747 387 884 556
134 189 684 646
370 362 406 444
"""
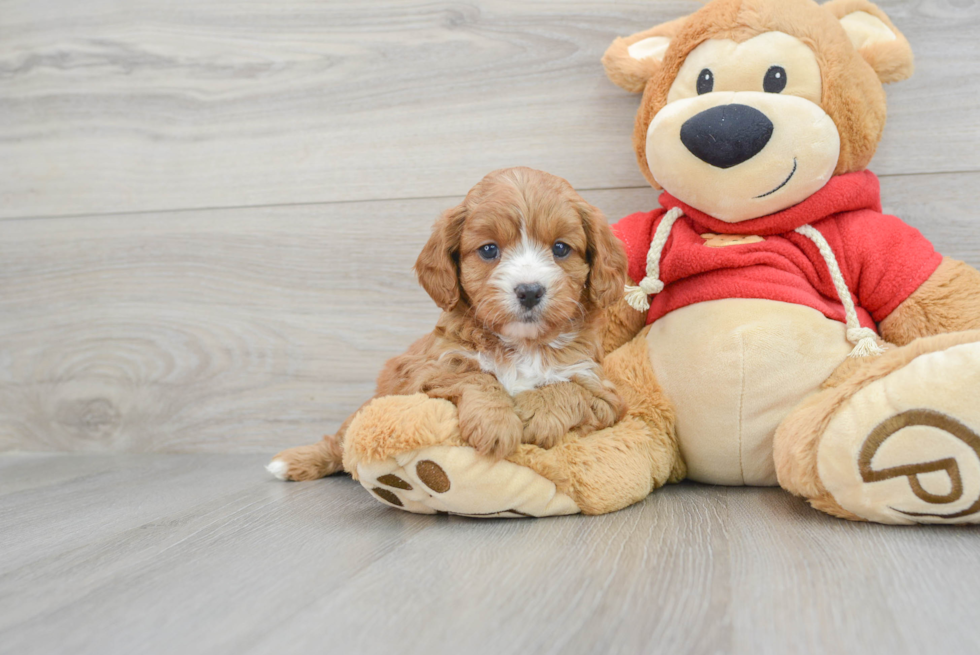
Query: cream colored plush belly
647 299 854 486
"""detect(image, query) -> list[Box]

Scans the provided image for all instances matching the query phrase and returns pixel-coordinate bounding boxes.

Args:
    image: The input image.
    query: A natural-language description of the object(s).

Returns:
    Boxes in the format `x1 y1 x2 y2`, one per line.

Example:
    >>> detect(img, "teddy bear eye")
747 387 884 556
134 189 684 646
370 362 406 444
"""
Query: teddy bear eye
478 243 499 261
696 68 714 95
764 66 787 93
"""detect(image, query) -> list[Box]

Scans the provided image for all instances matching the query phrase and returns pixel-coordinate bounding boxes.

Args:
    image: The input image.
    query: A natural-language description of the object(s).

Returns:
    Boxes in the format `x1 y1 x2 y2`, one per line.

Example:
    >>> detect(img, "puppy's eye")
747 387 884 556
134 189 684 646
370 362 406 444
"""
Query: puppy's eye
764 66 787 93
552 242 571 259
697 69 714 95
477 243 499 261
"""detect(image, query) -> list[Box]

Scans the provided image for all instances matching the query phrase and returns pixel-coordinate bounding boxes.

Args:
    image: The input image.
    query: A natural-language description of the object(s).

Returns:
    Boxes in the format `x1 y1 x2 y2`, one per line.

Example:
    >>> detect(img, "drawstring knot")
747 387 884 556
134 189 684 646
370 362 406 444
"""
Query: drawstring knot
846 327 884 358
795 225 885 358
623 207 684 312
624 277 664 311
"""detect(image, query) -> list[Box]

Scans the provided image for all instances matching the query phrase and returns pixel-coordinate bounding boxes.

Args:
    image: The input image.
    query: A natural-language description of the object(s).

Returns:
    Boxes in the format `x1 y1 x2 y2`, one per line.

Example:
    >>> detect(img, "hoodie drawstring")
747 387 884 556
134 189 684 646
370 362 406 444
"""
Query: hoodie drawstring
623 211 884 359
794 225 885 358
623 207 684 312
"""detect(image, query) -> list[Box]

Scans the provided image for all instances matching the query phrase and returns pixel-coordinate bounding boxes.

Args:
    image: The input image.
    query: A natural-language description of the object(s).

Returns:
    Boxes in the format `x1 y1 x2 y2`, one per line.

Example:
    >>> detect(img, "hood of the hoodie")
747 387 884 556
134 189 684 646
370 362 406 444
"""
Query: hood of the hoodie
658 170 883 236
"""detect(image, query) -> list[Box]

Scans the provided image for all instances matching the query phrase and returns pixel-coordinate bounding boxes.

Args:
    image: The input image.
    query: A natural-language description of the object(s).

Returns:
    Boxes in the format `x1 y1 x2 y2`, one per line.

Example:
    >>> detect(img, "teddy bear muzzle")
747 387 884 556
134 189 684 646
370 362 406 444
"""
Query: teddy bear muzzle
646 91 840 223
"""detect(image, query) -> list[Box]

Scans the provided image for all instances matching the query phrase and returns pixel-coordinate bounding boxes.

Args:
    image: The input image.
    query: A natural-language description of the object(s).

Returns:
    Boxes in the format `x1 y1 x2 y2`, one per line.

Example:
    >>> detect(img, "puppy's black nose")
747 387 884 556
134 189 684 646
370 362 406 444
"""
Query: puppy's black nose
680 104 774 169
515 283 545 309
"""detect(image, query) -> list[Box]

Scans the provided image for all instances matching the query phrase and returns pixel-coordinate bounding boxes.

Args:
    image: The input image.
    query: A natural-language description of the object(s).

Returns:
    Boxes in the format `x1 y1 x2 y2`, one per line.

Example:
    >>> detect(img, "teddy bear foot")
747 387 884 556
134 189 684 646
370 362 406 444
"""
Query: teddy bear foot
343 393 579 517
357 446 580 517
814 333 980 524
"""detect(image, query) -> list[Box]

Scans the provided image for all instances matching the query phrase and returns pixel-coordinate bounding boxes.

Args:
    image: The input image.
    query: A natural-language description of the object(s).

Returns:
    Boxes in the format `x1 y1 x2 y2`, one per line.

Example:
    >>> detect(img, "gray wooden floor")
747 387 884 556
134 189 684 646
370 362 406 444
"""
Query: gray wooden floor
2 452 978 655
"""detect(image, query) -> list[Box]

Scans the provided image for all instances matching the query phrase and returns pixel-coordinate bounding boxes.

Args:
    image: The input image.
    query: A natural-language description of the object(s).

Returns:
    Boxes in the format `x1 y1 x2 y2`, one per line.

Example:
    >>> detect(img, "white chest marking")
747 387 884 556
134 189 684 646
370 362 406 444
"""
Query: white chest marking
477 348 597 396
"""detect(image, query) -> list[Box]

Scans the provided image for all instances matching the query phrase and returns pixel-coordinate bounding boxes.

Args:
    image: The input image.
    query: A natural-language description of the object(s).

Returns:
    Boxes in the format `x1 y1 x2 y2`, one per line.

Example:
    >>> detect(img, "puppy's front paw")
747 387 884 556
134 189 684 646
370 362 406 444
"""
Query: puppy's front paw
460 406 524 460
590 386 627 430
522 412 569 449
515 389 581 449
516 382 602 446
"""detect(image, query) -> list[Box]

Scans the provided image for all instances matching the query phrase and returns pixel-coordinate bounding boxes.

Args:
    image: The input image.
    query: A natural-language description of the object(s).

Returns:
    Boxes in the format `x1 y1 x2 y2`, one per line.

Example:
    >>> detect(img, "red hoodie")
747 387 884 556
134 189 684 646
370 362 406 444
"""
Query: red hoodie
612 171 942 330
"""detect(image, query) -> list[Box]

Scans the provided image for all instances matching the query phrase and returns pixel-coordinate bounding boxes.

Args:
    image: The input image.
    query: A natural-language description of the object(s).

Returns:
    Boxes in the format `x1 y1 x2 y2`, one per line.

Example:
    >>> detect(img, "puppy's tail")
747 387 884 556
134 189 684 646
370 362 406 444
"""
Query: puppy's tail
266 433 345 481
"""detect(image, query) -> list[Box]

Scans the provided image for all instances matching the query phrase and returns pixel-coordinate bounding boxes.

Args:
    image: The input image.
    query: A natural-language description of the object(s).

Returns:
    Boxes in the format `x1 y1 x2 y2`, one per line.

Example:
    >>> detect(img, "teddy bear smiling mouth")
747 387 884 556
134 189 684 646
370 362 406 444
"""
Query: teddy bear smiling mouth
754 158 798 199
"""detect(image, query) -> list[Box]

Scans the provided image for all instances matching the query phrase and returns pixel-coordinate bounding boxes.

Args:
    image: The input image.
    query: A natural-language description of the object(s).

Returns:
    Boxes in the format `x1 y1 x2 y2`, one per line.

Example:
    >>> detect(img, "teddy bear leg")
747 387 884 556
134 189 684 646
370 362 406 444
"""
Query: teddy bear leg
774 331 980 524
345 330 685 517
343 393 584 517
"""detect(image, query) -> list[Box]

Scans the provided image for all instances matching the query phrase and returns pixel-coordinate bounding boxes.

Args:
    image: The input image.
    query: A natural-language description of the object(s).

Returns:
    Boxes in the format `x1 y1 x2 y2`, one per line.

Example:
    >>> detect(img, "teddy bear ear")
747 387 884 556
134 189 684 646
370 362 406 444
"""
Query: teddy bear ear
602 15 688 93
824 0 914 83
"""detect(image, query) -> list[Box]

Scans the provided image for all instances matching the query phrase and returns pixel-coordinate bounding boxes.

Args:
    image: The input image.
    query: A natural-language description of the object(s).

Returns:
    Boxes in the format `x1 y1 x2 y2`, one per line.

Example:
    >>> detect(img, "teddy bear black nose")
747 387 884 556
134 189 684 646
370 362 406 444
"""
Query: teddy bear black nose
680 104 774 169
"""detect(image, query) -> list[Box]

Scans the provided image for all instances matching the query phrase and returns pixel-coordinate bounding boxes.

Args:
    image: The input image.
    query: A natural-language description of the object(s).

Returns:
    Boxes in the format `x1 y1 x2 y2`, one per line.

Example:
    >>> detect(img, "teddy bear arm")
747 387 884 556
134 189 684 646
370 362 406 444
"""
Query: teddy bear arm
345 325 683 517
601 277 648 355
879 257 980 346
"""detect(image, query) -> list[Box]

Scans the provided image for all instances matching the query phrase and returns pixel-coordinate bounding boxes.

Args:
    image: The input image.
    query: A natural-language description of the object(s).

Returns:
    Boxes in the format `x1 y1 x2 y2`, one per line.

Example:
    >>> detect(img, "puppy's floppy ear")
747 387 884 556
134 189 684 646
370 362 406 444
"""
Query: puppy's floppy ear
414 203 467 311
602 15 688 93
580 201 628 309
824 0 914 83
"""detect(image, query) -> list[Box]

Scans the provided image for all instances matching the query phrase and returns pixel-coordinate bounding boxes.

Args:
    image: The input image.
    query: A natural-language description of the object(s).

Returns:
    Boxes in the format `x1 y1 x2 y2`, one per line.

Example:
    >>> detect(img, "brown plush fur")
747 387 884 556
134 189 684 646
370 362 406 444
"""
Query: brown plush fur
603 0 912 189
601 16 689 94
272 167 628 479
806 492 866 522
879 257 980 346
342 394 465 477
822 0 915 83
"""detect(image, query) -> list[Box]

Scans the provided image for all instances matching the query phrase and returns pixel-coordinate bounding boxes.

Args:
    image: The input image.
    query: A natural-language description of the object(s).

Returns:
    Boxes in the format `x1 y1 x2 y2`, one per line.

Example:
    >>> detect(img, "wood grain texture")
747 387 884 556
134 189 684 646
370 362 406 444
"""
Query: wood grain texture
3 177 976 453
0 453 977 655
1 0 978 219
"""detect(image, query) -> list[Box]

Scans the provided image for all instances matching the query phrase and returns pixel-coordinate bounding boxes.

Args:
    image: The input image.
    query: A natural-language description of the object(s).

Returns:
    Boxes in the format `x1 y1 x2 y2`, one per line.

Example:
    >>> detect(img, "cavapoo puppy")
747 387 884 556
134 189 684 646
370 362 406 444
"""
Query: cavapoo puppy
268 167 629 481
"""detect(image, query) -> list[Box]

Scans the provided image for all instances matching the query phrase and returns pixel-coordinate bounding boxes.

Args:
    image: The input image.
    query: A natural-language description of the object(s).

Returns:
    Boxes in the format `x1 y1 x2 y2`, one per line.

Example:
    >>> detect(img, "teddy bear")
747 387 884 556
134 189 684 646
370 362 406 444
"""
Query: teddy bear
282 0 980 524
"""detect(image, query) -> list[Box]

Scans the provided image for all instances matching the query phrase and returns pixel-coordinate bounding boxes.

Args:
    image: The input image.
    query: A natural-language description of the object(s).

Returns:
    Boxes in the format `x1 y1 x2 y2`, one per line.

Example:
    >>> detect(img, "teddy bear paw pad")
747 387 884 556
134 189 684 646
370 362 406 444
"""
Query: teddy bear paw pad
356 445 580 518
818 340 980 524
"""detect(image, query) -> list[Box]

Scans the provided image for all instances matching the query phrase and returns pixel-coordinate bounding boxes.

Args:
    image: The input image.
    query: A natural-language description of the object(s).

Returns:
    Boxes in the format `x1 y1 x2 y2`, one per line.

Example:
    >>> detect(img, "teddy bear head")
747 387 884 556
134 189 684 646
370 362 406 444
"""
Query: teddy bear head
602 0 914 222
